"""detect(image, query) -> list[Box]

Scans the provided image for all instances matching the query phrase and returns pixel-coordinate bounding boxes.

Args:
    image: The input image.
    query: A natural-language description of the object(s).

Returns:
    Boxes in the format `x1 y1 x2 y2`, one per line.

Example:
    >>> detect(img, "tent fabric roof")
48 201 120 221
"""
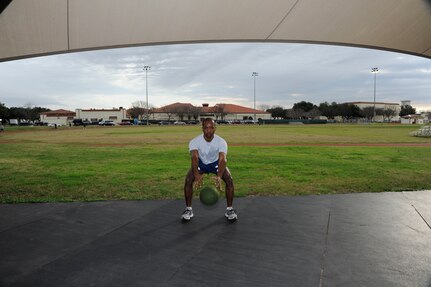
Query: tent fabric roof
1 0 431 62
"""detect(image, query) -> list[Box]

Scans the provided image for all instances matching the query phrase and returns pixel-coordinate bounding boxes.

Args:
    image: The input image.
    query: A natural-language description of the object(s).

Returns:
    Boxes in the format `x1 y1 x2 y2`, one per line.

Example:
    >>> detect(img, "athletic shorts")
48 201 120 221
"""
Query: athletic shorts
198 159 219 174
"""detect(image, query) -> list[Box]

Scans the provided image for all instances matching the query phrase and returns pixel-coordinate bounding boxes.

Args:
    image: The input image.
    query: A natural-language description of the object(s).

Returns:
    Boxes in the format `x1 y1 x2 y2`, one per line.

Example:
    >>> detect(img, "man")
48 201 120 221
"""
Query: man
182 118 237 221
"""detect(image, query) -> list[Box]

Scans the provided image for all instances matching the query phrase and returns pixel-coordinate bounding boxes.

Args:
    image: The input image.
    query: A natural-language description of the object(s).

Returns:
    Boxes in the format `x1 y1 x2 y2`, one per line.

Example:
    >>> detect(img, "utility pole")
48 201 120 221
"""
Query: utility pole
252 72 258 122
371 67 378 121
144 66 151 125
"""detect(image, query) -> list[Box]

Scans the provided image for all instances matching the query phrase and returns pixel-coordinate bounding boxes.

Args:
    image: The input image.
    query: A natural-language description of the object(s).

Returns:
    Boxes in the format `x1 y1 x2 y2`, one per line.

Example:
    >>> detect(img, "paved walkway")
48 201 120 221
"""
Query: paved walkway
1 191 430 286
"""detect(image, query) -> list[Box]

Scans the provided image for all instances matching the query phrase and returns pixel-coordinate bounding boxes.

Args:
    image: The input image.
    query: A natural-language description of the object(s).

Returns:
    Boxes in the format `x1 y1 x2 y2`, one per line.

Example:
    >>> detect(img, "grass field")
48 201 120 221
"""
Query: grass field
0 124 430 203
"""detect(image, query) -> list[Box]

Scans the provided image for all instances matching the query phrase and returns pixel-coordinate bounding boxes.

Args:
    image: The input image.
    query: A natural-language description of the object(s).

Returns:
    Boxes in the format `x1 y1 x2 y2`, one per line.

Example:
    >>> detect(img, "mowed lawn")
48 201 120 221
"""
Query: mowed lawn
0 124 430 203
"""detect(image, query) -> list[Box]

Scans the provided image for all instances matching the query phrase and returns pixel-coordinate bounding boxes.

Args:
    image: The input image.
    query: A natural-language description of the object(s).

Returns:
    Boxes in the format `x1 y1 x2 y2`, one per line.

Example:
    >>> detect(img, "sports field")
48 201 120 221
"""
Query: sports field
0 124 430 203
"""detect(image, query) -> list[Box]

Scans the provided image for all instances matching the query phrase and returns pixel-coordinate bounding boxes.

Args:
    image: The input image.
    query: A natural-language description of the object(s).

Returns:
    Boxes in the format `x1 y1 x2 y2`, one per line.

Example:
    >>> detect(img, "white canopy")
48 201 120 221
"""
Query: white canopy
1 0 431 62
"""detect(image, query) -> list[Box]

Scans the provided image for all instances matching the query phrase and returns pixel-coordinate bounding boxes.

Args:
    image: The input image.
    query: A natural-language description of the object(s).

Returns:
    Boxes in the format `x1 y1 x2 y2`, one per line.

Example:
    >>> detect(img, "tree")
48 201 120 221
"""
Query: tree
213 104 228 120
31 106 50 122
375 108 384 117
160 106 175 121
189 106 201 121
1 104 50 122
22 103 35 120
399 105 416 117
286 108 304 119
9 107 26 119
173 104 189 121
382 108 396 121
318 102 338 119
130 101 155 120
128 106 144 119
258 104 270 112
292 101 316 112
305 107 322 119
0 102 9 121
130 101 148 120
336 104 361 121
360 106 375 120
268 106 285 119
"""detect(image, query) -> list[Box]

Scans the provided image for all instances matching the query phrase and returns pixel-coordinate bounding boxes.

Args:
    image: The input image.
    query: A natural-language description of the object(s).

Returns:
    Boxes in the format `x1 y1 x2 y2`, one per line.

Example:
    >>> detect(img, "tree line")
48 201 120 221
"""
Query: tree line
0 102 50 122
0 101 418 124
266 101 416 121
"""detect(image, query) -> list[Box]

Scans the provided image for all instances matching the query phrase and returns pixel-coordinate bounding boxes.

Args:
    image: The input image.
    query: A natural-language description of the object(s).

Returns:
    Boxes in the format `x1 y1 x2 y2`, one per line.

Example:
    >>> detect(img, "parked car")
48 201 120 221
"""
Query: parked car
72 119 84 126
174 121 186 125
99 120 115 126
19 121 32 126
33 121 45 126
158 121 171 125
120 120 132 125
47 123 62 127
138 121 151 125
216 120 231 124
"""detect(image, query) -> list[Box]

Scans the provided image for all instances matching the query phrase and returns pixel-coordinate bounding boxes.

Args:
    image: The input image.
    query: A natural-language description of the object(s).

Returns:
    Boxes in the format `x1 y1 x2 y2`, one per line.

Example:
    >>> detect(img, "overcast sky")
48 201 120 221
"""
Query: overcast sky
1 42 430 112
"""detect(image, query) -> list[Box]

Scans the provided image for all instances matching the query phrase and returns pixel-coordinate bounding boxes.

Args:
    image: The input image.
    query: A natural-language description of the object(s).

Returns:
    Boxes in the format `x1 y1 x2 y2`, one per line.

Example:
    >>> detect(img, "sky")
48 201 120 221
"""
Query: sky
0 42 430 112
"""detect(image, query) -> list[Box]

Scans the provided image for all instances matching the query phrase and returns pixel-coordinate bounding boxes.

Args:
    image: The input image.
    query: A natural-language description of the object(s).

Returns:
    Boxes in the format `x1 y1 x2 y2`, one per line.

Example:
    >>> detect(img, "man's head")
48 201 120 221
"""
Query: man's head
202 118 216 142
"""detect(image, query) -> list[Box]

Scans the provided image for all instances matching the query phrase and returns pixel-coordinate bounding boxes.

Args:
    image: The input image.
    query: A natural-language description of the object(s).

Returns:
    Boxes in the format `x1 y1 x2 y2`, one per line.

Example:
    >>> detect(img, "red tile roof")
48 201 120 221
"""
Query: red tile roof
154 102 269 114
214 103 269 114
40 109 76 117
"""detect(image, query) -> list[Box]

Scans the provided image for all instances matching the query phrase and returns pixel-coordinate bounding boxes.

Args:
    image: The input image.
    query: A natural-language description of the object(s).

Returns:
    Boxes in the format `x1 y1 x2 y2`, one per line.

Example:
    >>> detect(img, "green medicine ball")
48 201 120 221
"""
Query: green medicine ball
199 186 219 206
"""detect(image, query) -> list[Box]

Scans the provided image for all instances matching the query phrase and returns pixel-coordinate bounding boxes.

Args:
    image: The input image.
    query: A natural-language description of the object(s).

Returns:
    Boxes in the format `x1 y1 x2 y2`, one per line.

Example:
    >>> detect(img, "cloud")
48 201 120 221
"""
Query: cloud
0 43 430 112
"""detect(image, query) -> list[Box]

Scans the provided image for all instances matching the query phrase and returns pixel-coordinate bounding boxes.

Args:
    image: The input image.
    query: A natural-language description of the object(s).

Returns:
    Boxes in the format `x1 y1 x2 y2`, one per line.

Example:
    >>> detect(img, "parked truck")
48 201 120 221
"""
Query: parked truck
9 119 19 125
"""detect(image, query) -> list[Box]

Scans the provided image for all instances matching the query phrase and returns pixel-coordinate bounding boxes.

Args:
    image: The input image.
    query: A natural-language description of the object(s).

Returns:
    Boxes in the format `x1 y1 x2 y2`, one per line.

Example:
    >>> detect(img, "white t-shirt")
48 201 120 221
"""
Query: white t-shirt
189 134 228 165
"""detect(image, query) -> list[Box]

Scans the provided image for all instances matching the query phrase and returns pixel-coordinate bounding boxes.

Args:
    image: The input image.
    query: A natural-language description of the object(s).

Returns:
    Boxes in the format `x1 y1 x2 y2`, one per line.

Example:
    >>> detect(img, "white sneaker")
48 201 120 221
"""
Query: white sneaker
181 208 194 221
225 208 238 221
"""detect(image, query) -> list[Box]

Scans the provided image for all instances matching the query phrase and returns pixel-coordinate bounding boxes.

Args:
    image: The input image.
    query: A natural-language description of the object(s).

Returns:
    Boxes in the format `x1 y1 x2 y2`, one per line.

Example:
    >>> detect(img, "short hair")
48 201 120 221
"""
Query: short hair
202 118 215 127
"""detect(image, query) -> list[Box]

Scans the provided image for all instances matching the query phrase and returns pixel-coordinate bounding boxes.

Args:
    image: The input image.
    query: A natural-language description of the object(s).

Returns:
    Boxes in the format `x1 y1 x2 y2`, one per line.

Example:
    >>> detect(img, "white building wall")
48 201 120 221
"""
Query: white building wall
40 115 73 126
152 113 177 121
223 113 271 120
401 116 425 124
75 109 127 124
348 102 401 122
152 112 271 121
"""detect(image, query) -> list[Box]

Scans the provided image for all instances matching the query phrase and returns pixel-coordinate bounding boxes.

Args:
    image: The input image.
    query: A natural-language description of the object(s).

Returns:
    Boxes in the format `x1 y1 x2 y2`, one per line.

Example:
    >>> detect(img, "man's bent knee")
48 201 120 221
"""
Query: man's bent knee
222 170 234 186
185 170 194 185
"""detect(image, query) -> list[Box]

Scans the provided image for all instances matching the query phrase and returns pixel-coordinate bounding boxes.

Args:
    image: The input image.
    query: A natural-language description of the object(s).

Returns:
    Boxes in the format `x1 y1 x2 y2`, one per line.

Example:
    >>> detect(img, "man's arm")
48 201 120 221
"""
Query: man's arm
215 152 227 189
191 150 203 189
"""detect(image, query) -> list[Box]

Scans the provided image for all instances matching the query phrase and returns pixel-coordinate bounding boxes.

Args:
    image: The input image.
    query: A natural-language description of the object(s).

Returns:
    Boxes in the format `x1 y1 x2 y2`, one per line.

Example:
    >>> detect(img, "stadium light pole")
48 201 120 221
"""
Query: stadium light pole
144 66 151 125
371 67 378 121
252 72 258 121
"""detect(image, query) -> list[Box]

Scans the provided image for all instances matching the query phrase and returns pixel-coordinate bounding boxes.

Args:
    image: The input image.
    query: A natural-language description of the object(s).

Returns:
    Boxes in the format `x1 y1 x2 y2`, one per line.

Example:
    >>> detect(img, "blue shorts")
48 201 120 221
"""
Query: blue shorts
198 159 219 174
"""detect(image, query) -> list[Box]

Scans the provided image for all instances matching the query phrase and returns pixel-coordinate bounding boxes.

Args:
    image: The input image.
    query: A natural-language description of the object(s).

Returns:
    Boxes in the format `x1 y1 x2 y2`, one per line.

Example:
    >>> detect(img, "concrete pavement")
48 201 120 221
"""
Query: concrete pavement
1 191 430 286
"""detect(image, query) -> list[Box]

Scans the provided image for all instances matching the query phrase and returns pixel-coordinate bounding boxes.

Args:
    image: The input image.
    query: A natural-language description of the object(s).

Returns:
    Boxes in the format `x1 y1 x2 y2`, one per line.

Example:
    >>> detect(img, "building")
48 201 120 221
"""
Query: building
40 109 76 126
401 114 427 125
152 103 271 122
75 108 127 124
344 101 401 122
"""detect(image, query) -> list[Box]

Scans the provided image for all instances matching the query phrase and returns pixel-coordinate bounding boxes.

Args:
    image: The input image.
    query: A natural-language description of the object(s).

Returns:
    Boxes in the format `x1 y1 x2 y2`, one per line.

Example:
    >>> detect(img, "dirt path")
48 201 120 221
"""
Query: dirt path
231 143 431 147
1 139 430 147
